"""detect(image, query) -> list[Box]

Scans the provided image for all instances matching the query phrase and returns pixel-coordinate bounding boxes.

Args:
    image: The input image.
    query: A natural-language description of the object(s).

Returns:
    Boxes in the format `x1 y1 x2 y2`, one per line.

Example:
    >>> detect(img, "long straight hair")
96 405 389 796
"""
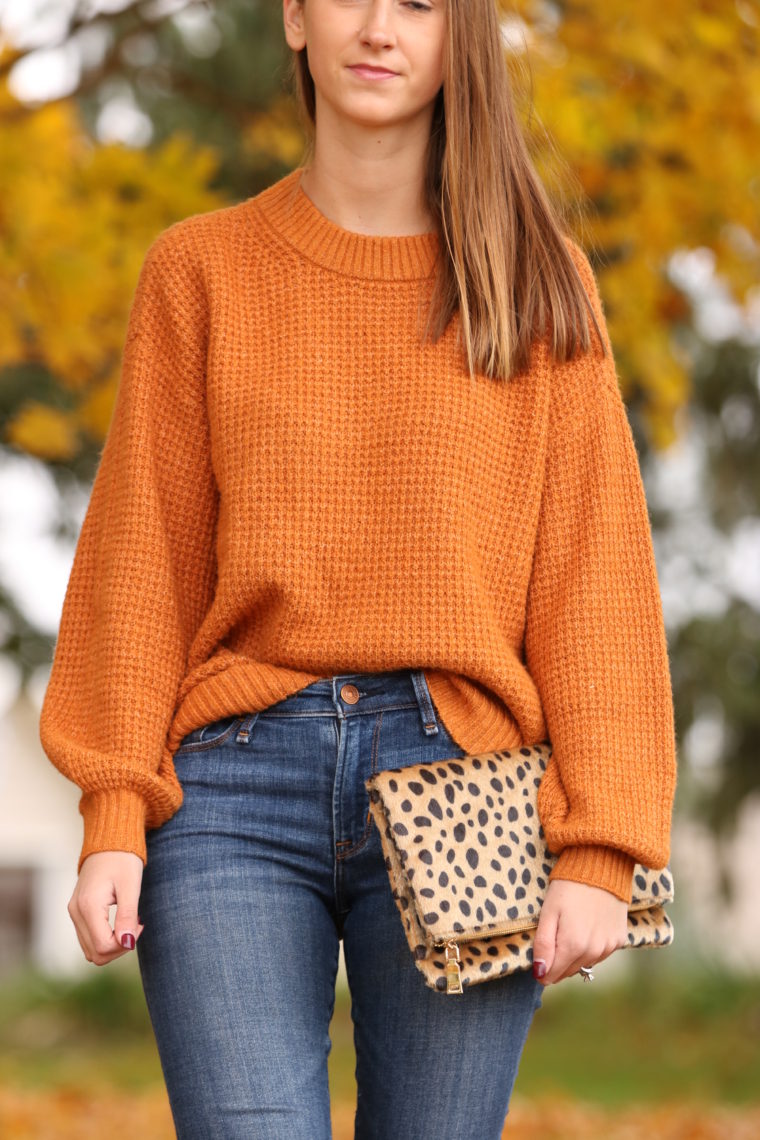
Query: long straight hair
286 0 607 381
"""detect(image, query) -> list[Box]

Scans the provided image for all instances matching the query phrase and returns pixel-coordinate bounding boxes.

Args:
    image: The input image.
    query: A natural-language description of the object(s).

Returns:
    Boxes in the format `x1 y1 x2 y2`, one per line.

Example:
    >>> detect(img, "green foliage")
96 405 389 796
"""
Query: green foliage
0 962 153 1047
520 965 760 1105
1 962 759 1104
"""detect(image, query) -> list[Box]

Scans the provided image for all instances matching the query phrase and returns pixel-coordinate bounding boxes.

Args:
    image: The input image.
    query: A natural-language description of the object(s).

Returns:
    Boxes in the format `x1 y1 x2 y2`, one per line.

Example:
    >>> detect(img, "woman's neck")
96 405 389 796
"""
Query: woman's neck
299 155 436 238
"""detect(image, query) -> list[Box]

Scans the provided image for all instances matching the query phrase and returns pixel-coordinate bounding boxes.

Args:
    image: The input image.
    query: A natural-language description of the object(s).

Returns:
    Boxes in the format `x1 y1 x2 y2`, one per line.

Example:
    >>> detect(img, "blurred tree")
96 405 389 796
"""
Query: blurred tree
505 0 760 448
0 1 300 475
662 333 760 897
0 86 226 463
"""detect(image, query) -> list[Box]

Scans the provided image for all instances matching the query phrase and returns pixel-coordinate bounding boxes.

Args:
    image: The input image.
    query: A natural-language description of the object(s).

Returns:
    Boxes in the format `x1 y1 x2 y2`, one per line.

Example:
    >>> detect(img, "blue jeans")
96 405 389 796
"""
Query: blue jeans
136 669 544 1139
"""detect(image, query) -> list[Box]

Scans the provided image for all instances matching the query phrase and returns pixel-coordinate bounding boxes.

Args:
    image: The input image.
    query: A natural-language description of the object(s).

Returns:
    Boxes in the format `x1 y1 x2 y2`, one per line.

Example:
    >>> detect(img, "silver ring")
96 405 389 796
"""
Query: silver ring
579 966 595 982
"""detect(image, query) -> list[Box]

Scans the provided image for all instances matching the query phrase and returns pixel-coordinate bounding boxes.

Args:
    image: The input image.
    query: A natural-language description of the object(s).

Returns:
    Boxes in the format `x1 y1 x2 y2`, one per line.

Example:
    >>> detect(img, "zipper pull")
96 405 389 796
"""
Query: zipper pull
444 939 463 994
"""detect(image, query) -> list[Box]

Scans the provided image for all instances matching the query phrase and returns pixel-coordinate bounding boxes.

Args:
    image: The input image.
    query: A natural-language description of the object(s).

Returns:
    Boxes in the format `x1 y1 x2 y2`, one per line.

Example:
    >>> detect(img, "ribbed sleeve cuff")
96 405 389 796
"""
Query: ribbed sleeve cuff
78 789 148 875
548 844 636 904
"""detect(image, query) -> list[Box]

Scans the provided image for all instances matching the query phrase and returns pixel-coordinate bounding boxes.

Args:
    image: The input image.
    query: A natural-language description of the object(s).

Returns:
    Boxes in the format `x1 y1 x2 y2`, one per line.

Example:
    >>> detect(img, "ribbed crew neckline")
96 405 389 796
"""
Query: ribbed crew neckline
249 166 440 281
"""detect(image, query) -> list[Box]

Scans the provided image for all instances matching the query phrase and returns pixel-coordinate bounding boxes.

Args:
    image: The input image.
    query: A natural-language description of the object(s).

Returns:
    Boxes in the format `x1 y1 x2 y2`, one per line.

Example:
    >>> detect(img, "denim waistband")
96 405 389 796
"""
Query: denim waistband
244 669 442 737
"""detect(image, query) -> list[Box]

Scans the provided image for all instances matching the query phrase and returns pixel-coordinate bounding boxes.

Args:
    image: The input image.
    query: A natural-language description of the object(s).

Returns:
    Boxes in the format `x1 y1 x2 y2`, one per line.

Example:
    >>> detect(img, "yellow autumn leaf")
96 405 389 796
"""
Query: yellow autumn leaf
5 402 80 462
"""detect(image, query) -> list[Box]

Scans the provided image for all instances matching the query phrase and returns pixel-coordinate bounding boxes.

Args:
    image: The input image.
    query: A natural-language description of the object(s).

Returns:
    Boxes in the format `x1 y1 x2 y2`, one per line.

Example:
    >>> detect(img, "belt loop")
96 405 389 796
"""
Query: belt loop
410 670 439 736
235 712 259 745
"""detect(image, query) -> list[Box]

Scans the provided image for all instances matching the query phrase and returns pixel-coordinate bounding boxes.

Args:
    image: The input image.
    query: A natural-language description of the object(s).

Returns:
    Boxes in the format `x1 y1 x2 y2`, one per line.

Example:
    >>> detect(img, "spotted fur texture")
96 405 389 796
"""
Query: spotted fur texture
366 742 674 993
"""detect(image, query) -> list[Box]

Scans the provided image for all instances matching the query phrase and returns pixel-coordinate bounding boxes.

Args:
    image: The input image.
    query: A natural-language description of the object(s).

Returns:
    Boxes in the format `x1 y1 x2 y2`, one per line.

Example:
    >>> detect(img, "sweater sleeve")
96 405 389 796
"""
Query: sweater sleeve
39 225 219 875
524 242 678 904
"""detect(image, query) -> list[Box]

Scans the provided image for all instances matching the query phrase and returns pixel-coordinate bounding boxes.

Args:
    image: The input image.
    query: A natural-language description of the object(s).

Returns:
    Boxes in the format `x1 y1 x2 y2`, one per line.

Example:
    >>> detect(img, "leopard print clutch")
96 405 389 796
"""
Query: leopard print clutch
365 741 674 994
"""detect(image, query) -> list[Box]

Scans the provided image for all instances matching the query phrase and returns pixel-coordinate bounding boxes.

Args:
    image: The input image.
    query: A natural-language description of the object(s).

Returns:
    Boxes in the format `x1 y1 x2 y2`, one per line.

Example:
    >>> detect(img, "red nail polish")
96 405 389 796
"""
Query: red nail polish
121 933 135 950
532 959 546 979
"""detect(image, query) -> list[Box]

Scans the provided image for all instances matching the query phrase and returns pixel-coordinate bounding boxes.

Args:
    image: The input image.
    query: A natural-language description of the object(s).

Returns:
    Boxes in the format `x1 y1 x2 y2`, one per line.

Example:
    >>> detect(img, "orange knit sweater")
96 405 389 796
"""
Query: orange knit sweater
39 166 678 901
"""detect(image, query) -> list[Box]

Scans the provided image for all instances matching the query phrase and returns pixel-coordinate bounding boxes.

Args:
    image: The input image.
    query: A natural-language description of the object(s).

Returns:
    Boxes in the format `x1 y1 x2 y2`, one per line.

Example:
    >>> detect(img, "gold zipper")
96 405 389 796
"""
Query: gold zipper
442 940 463 994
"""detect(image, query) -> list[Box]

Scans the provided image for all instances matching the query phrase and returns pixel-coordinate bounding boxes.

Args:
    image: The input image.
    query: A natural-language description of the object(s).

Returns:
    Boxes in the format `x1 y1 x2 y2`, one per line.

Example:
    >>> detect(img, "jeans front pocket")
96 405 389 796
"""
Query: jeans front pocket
176 714 247 753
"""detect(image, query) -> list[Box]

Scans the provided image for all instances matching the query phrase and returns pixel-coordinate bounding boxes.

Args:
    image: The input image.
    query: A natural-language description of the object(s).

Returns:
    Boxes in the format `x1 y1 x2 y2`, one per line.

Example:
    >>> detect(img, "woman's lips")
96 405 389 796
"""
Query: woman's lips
347 65 399 80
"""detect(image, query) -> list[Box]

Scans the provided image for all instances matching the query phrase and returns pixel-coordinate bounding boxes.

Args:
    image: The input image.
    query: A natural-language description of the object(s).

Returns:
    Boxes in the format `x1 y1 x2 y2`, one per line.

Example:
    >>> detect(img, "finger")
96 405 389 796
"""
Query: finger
69 908 94 963
589 941 618 967
543 944 582 985
70 897 145 966
552 939 611 985
538 903 571 984
68 895 99 964
77 892 124 964
69 906 122 966
114 898 141 951
558 954 594 985
531 906 560 982
568 936 626 981
543 921 605 985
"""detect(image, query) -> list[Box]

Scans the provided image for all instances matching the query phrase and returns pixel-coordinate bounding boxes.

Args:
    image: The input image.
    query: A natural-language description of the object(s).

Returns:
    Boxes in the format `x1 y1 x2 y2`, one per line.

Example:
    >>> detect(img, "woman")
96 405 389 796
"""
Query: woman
39 1 677 1136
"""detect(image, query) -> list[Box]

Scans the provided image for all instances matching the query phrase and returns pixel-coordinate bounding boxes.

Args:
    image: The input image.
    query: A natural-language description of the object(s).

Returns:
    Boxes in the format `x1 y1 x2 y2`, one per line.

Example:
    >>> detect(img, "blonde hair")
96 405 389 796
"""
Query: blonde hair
286 0 607 381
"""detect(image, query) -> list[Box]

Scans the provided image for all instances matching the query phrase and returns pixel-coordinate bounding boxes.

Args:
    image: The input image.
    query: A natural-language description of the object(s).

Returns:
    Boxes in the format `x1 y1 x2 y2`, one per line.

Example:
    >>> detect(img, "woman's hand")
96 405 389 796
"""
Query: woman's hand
531 878 629 985
68 851 146 966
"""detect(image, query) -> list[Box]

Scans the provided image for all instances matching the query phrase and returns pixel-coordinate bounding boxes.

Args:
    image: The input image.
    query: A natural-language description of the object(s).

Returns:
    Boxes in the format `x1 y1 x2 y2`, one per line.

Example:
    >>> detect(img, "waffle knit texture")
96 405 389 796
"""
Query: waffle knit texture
39 166 678 900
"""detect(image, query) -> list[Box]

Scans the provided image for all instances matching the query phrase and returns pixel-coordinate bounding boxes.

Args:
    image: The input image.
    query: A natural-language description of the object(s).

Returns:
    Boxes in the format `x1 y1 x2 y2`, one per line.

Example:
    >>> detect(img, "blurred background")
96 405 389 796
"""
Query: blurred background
1 1 759 1136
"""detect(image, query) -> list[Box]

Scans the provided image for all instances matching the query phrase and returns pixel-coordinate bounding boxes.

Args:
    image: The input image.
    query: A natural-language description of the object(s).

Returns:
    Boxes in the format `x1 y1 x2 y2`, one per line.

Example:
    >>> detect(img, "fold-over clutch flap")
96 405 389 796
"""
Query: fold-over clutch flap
367 744 555 946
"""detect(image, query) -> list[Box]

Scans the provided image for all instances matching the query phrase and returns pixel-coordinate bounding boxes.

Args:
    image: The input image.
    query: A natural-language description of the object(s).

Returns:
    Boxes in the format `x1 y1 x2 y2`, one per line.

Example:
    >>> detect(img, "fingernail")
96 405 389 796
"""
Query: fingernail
532 959 547 979
121 933 135 950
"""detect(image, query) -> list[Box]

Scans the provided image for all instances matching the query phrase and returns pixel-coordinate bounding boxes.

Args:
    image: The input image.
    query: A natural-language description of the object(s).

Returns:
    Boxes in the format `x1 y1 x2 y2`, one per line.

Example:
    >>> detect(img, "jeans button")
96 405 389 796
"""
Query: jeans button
340 683 360 704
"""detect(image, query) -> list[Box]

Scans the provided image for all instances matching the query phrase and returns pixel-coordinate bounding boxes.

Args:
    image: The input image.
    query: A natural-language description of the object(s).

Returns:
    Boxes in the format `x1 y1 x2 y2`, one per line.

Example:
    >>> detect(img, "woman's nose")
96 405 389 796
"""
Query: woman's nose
359 1 398 44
